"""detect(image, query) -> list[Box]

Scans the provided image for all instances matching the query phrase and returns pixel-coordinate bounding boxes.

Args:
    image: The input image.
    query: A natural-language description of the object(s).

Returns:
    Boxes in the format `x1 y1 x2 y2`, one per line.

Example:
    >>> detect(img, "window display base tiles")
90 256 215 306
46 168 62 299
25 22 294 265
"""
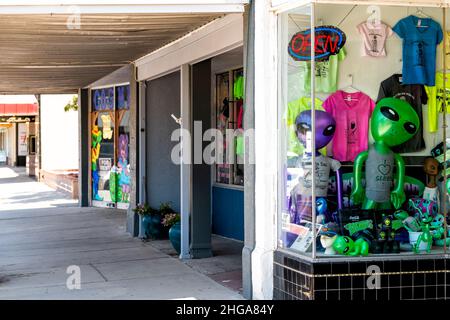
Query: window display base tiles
273 251 449 300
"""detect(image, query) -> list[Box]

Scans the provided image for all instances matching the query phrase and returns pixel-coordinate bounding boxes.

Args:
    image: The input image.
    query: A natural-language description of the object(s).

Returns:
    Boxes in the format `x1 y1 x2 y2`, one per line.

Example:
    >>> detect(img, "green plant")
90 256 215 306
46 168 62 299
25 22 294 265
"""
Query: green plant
64 95 78 112
133 203 159 216
159 202 174 215
162 213 181 228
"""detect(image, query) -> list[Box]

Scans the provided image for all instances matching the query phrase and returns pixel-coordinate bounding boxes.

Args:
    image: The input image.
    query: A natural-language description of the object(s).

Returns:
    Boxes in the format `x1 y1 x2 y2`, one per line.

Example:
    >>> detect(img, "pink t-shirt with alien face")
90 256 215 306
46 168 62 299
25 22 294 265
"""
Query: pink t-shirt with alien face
357 21 393 57
323 90 375 162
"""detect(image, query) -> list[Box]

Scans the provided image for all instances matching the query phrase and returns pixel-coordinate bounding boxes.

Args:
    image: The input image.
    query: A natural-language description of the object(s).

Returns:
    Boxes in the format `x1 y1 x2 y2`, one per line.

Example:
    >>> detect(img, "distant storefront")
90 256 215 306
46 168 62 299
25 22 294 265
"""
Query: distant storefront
0 96 39 176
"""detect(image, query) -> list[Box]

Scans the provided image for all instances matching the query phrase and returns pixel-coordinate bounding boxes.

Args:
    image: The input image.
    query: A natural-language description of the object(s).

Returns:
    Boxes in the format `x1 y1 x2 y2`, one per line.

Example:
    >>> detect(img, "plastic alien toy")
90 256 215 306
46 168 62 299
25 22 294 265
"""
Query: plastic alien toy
351 98 420 210
333 235 370 256
289 110 343 224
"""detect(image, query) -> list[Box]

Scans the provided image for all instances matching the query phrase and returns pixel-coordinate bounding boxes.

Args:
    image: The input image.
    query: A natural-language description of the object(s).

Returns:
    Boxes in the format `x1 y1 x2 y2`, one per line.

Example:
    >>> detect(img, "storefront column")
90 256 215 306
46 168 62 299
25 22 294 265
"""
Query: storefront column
78 88 89 207
126 66 140 237
242 3 254 300
247 0 278 300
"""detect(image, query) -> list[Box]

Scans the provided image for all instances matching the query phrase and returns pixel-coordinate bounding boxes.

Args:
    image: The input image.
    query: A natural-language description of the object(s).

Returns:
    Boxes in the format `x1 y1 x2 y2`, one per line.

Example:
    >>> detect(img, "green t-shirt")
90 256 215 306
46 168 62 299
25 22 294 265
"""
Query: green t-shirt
286 97 324 157
234 75 244 100
300 48 346 93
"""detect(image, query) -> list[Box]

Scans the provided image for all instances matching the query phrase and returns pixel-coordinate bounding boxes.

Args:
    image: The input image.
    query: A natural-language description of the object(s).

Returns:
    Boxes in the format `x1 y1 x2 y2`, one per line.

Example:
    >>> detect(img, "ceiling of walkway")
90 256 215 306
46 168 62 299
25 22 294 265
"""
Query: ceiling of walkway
0 13 222 94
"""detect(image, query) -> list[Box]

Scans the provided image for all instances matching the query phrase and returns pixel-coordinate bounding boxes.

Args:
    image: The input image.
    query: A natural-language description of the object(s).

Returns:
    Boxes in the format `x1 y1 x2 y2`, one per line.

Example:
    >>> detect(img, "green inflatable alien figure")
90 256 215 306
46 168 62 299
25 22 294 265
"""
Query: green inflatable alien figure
351 98 420 210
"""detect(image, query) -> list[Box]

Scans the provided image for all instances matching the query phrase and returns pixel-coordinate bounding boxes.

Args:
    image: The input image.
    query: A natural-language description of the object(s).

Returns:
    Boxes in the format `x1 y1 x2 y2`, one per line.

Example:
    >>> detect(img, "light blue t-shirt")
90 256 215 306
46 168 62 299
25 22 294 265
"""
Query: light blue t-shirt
393 15 443 86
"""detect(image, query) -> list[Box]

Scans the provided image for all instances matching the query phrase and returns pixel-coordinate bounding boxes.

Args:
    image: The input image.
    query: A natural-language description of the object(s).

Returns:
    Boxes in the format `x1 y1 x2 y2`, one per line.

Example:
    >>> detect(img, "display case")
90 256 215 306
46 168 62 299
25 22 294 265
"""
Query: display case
274 1 450 300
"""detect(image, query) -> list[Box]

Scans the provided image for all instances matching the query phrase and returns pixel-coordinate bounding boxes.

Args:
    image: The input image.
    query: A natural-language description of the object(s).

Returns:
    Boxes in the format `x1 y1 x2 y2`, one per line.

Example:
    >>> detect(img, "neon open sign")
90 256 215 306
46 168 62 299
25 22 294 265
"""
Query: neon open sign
288 26 346 61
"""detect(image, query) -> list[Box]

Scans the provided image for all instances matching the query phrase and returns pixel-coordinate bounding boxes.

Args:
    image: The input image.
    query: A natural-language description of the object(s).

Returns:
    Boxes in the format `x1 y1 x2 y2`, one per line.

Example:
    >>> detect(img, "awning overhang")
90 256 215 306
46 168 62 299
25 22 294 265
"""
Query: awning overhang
272 0 450 13
0 1 248 94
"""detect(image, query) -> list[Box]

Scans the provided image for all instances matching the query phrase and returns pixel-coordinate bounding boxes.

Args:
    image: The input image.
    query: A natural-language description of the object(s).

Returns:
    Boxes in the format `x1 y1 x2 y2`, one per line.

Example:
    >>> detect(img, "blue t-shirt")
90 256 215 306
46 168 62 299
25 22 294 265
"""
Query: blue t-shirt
393 15 443 86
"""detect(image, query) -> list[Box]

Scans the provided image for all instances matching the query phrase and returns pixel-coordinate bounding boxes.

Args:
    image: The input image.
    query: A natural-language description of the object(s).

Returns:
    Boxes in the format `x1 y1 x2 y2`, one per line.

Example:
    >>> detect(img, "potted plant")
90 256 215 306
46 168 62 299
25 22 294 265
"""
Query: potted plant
133 203 163 241
162 212 181 254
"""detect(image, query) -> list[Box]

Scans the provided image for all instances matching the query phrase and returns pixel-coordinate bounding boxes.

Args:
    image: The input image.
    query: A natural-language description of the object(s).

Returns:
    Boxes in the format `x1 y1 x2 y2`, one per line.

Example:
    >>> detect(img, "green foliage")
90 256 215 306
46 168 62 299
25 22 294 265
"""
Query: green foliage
133 203 159 216
159 202 174 215
64 95 79 112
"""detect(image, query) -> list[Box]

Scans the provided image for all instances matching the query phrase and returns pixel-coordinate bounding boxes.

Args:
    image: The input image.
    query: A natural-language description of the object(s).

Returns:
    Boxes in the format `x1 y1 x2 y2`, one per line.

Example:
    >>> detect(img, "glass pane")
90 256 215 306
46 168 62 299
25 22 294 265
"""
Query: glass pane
279 3 449 259
91 87 116 206
116 85 131 209
311 3 446 259
279 4 315 258
216 72 231 184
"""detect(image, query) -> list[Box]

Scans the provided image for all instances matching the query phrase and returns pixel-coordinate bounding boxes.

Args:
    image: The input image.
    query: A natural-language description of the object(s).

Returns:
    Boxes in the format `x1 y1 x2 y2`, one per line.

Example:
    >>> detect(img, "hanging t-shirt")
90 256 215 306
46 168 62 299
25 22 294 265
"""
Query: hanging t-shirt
323 90 375 162
357 21 393 57
234 75 244 100
299 48 346 93
286 97 324 157
425 72 450 133
377 74 427 153
393 15 443 86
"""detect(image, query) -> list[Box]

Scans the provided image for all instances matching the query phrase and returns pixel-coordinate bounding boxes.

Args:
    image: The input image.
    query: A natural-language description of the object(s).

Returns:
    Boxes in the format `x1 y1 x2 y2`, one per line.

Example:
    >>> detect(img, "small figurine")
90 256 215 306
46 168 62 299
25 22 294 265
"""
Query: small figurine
316 198 328 224
333 235 370 256
373 214 399 254
408 198 440 253
423 157 440 206
289 110 343 223
351 98 420 210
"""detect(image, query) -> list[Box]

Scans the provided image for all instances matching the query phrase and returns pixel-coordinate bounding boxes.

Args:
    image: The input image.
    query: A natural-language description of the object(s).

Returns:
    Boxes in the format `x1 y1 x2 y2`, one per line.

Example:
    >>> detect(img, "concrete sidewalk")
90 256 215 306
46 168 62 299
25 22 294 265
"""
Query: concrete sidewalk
0 166 243 300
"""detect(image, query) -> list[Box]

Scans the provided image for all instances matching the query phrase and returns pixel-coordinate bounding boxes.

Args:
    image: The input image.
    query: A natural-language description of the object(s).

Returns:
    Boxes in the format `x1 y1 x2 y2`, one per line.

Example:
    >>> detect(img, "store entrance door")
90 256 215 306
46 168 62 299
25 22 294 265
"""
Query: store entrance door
91 85 131 210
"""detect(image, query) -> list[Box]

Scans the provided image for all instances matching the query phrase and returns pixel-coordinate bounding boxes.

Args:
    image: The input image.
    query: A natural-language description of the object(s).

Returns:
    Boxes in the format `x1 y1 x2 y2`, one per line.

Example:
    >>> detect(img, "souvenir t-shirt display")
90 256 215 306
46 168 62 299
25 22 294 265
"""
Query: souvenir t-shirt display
377 74 427 152
425 72 450 133
323 90 375 162
300 48 346 93
286 97 325 157
393 15 443 86
357 21 393 57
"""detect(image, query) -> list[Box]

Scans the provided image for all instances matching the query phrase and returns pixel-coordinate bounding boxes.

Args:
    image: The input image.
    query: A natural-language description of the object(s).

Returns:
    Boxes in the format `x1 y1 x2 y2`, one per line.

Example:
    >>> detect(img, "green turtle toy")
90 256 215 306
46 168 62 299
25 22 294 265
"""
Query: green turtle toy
351 98 420 210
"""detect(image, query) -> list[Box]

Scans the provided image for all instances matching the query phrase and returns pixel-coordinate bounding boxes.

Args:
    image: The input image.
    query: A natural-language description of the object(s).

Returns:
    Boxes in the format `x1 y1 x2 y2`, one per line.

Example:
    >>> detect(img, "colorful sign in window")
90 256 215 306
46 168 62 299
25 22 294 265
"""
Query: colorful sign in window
288 26 346 61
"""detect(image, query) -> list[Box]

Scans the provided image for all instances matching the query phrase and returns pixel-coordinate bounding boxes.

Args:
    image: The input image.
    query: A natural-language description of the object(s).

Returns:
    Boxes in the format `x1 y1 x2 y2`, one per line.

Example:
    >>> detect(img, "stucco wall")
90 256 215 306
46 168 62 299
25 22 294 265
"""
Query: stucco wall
40 94 79 171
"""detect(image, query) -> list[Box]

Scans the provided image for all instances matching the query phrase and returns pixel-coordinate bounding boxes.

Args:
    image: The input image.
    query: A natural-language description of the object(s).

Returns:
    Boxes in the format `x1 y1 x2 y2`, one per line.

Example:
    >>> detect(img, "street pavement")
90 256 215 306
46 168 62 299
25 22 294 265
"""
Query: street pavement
0 166 243 300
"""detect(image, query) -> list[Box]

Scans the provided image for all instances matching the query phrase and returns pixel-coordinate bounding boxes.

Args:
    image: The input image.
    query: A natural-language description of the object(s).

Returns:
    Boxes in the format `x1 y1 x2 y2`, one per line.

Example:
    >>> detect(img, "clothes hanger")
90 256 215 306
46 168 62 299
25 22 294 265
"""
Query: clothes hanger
414 8 431 27
340 74 360 99
415 7 431 18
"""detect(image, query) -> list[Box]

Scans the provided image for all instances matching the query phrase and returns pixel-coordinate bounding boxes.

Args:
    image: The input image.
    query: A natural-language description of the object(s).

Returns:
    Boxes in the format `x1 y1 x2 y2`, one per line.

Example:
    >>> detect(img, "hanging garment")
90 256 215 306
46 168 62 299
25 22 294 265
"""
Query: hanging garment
323 90 375 162
393 15 443 86
425 72 450 133
357 21 393 57
299 48 346 93
377 73 427 152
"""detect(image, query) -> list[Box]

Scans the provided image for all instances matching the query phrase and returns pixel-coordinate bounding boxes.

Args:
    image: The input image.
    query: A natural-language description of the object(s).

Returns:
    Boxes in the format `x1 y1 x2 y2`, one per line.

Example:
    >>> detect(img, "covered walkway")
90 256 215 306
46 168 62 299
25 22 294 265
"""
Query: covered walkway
0 167 242 299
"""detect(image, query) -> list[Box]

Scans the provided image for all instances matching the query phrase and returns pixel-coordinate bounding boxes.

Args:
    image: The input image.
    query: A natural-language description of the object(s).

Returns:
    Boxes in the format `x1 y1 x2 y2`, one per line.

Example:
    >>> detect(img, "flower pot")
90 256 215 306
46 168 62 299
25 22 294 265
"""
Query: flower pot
169 222 181 255
142 215 168 240
408 231 428 251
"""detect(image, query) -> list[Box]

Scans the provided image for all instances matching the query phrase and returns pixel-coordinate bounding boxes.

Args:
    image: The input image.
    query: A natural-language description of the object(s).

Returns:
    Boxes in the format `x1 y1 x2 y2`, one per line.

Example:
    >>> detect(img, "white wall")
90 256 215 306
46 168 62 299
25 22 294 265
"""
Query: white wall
313 4 449 156
7 124 15 165
41 94 79 171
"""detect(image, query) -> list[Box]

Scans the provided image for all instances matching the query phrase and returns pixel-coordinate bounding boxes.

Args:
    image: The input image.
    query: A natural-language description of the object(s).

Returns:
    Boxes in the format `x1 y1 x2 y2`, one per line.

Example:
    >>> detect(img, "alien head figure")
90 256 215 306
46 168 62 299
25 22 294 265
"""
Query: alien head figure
371 98 420 147
295 110 336 151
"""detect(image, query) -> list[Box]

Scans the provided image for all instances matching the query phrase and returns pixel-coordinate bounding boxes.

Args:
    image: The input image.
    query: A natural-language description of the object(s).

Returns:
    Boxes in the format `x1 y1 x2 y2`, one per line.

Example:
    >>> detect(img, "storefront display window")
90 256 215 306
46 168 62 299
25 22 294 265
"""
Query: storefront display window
215 67 244 186
278 3 449 259
91 84 131 209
